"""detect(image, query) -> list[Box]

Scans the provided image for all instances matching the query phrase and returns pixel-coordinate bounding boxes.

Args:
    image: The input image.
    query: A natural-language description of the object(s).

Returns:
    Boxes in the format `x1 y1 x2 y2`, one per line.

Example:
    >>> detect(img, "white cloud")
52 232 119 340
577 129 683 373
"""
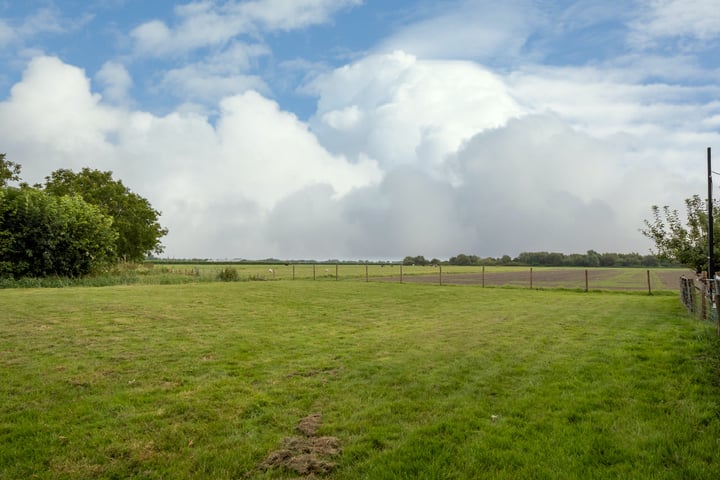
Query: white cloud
131 0 362 57
308 51 524 173
0 57 119 175
130 20 174 56
96 61 133 104
158 42 271 103
16 8 66 38
629 0 720 48
0 56 381 259
507 62 720 186
236 0 362 31
376 0 540 61
0 9 60 50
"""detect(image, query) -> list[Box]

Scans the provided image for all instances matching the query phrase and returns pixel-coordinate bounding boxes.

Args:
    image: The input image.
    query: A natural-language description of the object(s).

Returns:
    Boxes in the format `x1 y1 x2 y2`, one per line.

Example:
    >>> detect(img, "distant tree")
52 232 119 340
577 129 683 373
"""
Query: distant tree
0 153 22 187
0 187 117 278
450 254 470 265
641 195 719 272
403 255 429 266
43 168 168 262
585 250 601 267
599 252 618 267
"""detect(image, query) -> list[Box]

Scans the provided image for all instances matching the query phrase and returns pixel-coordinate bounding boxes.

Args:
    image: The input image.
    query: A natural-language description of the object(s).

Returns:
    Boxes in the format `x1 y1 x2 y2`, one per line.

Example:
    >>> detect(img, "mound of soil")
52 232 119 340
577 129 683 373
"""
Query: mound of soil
261 414 341 477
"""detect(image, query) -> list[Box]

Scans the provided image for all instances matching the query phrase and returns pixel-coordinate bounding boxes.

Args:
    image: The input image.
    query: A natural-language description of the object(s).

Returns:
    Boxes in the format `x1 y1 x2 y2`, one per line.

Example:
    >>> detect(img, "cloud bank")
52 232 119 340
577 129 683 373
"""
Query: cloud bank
1 1 719 260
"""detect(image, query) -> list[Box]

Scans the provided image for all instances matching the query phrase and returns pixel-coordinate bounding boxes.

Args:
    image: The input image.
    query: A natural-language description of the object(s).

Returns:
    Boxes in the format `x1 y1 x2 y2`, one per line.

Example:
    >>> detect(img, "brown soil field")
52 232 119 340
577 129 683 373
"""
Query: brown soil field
379 268 693 292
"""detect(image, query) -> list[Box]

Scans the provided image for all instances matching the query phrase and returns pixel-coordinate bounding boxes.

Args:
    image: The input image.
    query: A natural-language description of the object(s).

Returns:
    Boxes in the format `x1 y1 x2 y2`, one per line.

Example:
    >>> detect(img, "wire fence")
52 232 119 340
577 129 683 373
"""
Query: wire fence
679 275 720 335
153 263 689 293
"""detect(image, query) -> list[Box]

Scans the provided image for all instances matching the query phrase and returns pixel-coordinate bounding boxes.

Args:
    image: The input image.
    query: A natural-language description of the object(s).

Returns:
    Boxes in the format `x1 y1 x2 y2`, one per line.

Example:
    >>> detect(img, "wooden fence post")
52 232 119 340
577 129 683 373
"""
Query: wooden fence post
313 264 316 281
585 269 589 292
400 264 403 284
365 264 368 282
292 264 295 280
439 264 443 286
647 270 652 295
335 264 338 281
482 265 485 288
530 267 533 289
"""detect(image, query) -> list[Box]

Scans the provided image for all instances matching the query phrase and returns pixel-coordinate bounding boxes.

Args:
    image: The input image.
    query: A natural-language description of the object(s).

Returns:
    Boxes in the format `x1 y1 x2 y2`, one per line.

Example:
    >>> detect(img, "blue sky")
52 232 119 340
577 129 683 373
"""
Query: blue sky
1 0 719 259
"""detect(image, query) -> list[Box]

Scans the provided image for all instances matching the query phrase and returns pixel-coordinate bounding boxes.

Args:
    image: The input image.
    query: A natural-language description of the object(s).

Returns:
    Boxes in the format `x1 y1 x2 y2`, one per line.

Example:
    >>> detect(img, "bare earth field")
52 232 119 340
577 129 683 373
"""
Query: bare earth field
383 268 692 292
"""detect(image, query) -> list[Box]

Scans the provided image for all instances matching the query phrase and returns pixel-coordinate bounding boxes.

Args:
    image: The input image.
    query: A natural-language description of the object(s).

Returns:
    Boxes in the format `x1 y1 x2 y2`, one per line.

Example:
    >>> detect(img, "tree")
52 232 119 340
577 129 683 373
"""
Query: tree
641 195 720 272
0 153 22 187
0 187 117 278
403 255 429 266
43 168 168 261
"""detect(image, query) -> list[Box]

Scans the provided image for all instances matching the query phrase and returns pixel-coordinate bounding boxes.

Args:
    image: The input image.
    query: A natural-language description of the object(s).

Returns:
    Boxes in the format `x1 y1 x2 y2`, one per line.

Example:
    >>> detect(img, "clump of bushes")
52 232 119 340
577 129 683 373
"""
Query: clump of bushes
217 267 239 282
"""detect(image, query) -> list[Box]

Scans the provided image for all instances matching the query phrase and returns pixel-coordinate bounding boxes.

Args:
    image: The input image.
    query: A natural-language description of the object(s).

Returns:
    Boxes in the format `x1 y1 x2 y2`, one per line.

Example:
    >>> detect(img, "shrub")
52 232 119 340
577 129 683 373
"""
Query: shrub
217 267 239 282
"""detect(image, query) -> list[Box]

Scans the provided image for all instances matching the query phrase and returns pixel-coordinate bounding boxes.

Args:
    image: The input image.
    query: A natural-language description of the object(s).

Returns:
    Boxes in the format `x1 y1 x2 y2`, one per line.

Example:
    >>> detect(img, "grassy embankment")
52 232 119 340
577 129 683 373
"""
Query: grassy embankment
1 281 718 478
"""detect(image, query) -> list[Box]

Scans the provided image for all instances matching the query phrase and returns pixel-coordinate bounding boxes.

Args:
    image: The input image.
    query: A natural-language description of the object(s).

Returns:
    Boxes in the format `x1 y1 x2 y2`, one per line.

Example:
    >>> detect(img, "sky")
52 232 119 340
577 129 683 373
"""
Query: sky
1 0 719 261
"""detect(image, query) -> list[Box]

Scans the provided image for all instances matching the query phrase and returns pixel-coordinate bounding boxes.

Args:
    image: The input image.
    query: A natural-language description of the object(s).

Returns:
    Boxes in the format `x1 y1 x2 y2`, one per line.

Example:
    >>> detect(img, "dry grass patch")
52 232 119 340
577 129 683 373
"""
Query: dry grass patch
261 413 342 477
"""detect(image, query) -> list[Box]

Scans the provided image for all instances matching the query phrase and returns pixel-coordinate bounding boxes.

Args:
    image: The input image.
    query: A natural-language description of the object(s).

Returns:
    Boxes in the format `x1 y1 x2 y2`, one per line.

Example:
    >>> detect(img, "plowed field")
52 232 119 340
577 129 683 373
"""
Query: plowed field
383 268 692 292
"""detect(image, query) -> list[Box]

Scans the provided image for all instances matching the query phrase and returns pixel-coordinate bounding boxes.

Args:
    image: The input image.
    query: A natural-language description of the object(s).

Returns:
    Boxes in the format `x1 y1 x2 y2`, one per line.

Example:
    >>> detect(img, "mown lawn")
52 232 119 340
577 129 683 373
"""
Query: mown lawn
1 282 718 479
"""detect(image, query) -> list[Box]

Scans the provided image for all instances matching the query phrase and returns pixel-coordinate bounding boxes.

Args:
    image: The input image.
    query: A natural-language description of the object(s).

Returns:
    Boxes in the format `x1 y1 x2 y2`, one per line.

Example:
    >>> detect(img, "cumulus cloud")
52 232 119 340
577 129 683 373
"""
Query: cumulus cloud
307 51 524 173
2 48 717 260
0 56 383 258
0 57 119 177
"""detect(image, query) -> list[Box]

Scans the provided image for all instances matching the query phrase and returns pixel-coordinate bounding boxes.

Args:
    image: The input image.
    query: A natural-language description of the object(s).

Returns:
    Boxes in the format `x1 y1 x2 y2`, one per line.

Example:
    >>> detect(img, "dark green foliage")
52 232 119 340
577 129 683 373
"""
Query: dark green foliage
43 168 168 262
403 255 430 266
513 250 662 267
641 195 719 272
217 266 239 281
0 187 117 278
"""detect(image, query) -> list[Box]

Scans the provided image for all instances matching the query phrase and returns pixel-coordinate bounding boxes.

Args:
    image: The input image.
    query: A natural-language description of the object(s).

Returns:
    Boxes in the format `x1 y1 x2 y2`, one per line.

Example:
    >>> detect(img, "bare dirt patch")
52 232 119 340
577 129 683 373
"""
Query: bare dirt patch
655 269 694 290
260 414 341 477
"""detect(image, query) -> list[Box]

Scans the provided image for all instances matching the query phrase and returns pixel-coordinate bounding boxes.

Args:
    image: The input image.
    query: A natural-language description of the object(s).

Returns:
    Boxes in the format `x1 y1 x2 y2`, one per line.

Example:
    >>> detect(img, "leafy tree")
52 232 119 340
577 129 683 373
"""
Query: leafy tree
641 194 720 272
0 187 117 278
0 153 22 187
43 168 168 261
449 253 468 265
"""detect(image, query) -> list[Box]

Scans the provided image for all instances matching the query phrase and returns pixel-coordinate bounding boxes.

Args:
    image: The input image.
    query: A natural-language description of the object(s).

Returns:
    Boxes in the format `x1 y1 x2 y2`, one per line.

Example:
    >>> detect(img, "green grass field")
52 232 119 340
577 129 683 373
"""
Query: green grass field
1 281 719 479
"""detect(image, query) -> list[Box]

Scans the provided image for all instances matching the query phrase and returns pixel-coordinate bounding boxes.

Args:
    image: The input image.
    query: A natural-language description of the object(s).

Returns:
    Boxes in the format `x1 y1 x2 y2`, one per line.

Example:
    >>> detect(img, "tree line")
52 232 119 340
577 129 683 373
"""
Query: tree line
1 153 167 278
403 251 675 268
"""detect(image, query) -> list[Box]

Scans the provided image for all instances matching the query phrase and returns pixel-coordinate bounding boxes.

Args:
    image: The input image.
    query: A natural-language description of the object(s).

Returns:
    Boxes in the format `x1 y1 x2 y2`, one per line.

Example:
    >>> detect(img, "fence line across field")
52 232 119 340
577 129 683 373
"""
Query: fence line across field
169 264 687 292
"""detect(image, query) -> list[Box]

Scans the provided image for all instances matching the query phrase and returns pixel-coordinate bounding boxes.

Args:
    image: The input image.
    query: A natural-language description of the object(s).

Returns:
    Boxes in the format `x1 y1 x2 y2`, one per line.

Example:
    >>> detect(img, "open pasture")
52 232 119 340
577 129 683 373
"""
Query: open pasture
150 263 690 292
1 281 719 479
